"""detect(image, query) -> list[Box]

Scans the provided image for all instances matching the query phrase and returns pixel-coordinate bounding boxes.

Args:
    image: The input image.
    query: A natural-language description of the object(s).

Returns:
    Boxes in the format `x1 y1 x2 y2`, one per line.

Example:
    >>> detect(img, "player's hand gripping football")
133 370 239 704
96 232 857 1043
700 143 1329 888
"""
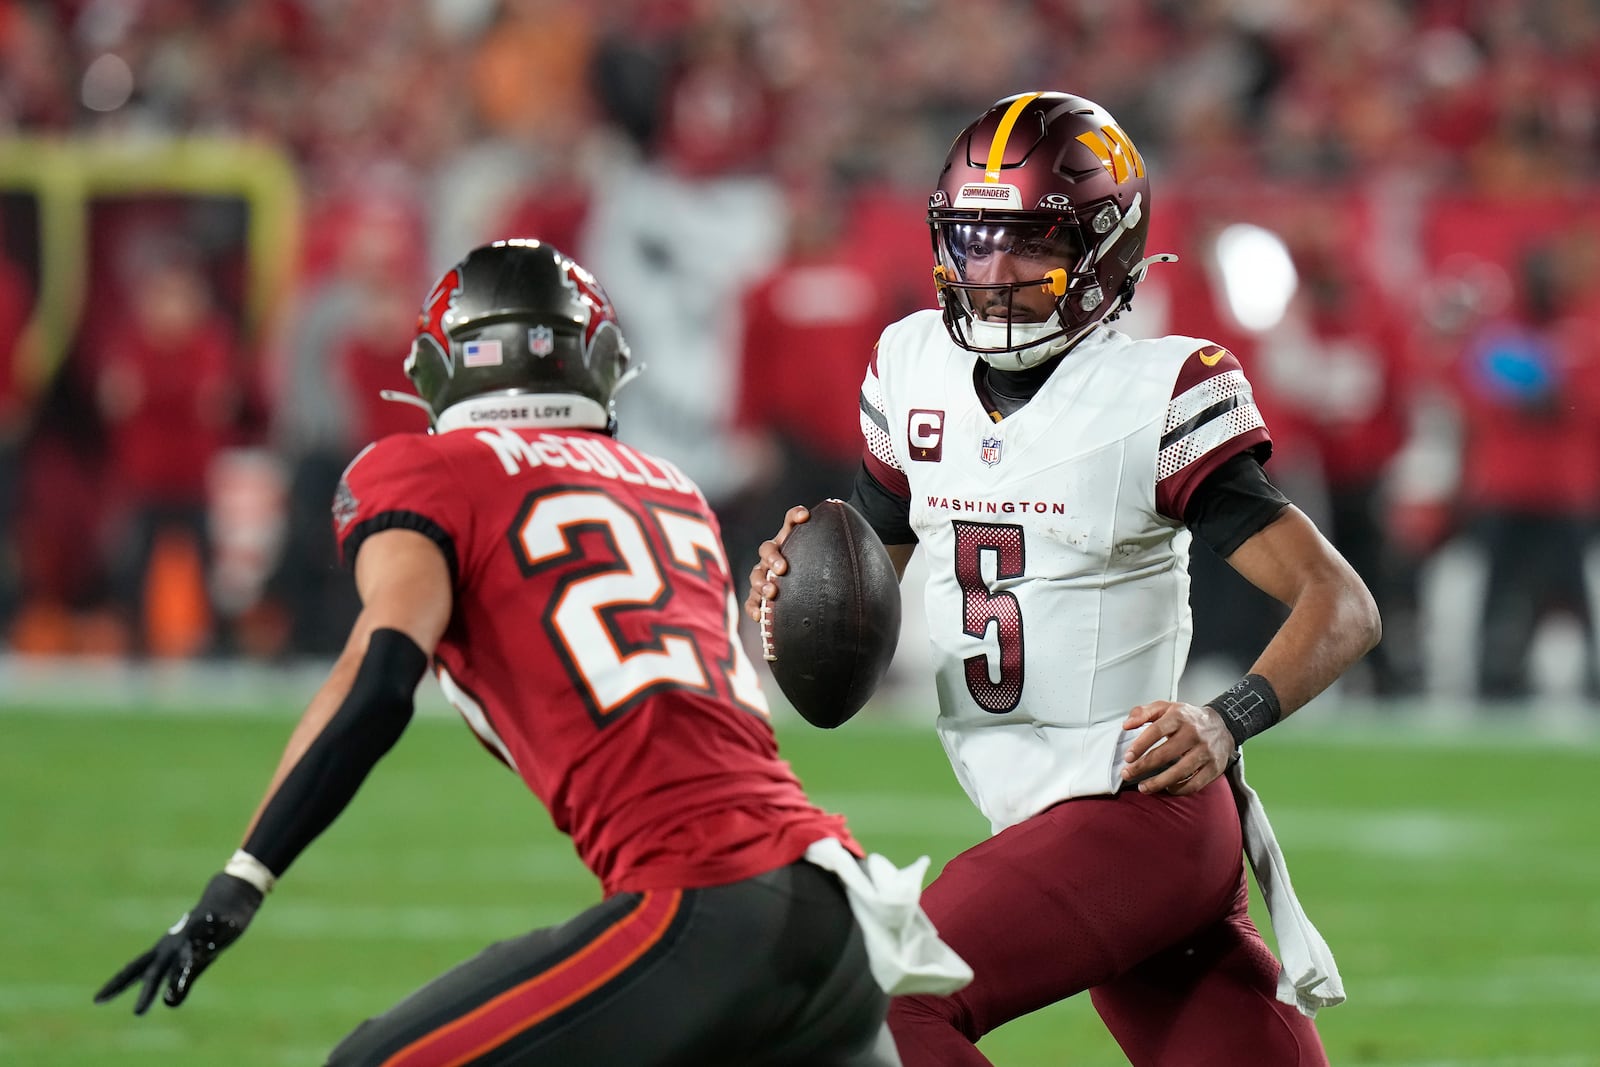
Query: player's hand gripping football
744 504 810 623
94 872 263 1014
1121 700 1237 796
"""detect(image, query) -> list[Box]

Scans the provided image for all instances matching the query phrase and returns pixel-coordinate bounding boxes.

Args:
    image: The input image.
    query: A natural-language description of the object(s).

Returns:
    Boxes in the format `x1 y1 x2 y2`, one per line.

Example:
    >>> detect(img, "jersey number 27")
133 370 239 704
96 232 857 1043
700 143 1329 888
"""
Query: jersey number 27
513 488 769 725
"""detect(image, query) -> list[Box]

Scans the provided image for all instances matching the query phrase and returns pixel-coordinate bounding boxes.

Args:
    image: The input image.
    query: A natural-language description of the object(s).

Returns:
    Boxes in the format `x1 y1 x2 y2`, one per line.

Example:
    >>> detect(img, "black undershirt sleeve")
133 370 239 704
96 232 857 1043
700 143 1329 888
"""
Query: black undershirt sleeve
242 628 430 877
846 462 917 546
1183 449 1291 558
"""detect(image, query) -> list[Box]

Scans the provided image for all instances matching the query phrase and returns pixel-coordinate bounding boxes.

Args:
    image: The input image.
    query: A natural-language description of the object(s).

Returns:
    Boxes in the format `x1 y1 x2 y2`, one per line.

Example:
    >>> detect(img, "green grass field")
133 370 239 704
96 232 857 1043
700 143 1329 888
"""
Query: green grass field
3 703 1599 1066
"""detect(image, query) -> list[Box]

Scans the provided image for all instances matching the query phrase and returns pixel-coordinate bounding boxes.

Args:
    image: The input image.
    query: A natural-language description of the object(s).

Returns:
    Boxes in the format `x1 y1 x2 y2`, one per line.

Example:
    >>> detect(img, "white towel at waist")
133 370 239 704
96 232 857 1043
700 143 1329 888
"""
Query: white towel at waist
1228 753 1346 1017
804 837 974 996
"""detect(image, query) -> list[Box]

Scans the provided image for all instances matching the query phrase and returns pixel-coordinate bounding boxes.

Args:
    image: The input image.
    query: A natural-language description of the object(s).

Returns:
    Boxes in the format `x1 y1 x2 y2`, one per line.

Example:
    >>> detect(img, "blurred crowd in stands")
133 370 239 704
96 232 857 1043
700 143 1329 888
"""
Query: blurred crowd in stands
2 0 1600 706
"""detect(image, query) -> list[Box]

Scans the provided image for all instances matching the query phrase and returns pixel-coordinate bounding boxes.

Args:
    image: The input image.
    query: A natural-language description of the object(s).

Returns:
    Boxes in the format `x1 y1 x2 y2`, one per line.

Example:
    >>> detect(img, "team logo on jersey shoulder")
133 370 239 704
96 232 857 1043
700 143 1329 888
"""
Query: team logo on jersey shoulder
332 479 360 532
980 434 1003 467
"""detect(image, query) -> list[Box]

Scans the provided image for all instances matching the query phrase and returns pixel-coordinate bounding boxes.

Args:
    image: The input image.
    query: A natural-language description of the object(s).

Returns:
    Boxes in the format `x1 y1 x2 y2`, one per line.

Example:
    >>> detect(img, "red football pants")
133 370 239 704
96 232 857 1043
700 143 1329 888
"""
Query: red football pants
888 776 1327 1066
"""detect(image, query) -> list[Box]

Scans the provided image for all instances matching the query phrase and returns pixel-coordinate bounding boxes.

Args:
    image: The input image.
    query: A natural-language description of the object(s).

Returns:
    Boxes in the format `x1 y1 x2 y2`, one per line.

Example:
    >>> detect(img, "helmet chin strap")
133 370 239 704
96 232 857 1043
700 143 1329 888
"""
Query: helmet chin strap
1099 252 1179 325
613 361 646 395
379 389 436 418
1129 252 1179 283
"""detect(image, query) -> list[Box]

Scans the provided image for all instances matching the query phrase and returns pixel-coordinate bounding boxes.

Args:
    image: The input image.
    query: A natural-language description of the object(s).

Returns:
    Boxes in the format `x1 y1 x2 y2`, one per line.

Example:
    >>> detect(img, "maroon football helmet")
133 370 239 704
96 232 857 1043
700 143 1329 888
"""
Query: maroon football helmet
929 92 1165 368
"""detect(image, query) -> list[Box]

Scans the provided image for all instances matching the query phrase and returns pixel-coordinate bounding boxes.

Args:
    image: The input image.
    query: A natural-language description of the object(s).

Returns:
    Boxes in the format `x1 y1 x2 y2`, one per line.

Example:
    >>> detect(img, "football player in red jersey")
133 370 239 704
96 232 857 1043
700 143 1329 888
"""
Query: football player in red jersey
95 240 968 1066
747 93 1381 1065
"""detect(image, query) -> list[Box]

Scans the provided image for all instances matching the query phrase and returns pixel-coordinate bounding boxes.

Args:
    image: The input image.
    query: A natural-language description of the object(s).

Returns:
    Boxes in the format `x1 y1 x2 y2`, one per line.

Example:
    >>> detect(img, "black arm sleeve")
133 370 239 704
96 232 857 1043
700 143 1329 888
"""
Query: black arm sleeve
1183 450 1291 558
846 462 917 546
242 628 429 876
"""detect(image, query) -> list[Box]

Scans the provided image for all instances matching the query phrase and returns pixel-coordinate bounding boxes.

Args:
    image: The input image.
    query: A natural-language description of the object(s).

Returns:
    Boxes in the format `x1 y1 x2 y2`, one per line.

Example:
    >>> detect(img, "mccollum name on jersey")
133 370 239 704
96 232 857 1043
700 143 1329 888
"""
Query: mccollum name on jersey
472 426 698 491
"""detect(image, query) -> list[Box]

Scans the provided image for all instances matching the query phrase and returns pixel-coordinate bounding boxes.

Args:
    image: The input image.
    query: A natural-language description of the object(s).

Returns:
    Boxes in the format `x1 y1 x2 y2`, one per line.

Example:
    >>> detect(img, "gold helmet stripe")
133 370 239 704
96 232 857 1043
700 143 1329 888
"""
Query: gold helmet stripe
1102 123 1145 179
1105 128 1131 183
984 92 1043 182
1075 130 1114 176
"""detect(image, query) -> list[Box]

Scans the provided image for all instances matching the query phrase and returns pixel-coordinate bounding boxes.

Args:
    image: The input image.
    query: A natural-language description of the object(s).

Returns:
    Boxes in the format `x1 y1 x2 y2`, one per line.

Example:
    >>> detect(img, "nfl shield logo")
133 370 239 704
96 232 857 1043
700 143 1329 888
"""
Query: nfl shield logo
332 480 359 532
528 325 555 357
980 435 1003 467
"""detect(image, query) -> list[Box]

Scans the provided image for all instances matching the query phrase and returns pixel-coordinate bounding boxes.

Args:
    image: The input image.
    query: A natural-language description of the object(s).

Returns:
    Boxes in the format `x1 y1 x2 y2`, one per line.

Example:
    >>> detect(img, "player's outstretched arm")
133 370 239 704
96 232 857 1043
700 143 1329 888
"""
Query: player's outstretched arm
94 528 453 1015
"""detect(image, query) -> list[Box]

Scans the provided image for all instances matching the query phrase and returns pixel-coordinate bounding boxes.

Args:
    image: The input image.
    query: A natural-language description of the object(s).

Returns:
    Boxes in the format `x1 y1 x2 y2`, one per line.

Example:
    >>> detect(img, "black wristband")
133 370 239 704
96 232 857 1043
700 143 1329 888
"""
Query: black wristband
1207 673 1282 748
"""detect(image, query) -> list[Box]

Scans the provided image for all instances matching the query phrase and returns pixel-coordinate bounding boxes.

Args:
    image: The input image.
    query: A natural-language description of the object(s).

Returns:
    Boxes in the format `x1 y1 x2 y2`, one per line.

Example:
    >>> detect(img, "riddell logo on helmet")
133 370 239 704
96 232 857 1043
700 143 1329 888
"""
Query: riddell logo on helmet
955 183 1022 209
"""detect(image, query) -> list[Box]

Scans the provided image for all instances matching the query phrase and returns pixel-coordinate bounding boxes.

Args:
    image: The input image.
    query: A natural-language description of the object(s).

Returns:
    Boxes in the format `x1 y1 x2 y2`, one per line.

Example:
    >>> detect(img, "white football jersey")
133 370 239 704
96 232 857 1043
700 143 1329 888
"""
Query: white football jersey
860 310 1270 833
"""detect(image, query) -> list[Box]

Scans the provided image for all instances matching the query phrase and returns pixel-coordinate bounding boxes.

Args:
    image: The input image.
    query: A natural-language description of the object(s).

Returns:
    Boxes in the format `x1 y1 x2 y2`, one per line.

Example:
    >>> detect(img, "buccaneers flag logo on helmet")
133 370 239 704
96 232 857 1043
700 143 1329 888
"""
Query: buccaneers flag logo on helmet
416 268 462 374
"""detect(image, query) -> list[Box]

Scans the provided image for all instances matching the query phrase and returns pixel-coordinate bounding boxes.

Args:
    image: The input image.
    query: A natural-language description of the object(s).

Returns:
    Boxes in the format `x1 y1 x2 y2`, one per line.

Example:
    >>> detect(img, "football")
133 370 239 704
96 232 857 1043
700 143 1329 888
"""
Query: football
760 499 901 728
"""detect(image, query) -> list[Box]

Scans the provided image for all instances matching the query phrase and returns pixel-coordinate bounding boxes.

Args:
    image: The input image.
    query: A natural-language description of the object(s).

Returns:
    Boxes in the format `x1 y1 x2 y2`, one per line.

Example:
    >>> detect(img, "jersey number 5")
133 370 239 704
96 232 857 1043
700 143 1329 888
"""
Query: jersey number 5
512 488 768 725
953 520 1025 713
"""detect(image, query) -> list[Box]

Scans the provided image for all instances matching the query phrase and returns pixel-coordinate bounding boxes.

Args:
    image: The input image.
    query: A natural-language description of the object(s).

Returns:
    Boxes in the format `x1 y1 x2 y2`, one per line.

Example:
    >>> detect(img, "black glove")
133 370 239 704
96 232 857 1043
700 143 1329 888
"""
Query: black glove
94 871 264 1014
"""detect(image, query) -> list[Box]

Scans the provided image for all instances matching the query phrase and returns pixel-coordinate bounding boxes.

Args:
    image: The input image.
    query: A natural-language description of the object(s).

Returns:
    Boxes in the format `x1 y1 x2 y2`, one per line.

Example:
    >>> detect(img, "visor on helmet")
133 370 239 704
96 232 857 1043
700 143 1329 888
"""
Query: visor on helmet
938 221 1087 284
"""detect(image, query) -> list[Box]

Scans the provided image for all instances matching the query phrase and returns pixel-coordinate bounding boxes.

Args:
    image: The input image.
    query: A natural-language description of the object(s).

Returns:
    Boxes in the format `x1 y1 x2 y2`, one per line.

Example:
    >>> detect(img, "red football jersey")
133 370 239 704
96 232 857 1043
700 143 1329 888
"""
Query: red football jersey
335 425 856 895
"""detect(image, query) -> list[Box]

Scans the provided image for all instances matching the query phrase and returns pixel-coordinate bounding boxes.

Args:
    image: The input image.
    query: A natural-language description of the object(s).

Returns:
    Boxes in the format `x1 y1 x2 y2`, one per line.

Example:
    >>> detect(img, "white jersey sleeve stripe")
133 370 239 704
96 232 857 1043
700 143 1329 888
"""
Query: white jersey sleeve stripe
860 368 904 474
1164 369 1251 434
1157 403 1266 482
437 665 520 772
860 390 890 435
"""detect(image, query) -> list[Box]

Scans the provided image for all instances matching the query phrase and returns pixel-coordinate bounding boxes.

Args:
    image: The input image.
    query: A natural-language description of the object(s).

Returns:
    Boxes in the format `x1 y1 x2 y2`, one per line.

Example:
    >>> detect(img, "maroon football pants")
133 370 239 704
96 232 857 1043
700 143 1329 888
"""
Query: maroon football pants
888 777 1328 1066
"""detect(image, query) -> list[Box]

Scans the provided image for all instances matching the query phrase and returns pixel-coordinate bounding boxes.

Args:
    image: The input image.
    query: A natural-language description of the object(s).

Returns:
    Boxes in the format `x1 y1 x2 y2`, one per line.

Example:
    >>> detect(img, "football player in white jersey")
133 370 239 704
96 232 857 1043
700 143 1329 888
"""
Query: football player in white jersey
746 92 1381 1066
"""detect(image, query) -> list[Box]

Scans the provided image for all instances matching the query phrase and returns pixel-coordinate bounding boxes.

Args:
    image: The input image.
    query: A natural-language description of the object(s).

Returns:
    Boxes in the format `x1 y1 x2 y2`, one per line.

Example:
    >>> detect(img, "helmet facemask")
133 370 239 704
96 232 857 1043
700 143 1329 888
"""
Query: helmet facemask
932 195 1148 371
932 216 1098 370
